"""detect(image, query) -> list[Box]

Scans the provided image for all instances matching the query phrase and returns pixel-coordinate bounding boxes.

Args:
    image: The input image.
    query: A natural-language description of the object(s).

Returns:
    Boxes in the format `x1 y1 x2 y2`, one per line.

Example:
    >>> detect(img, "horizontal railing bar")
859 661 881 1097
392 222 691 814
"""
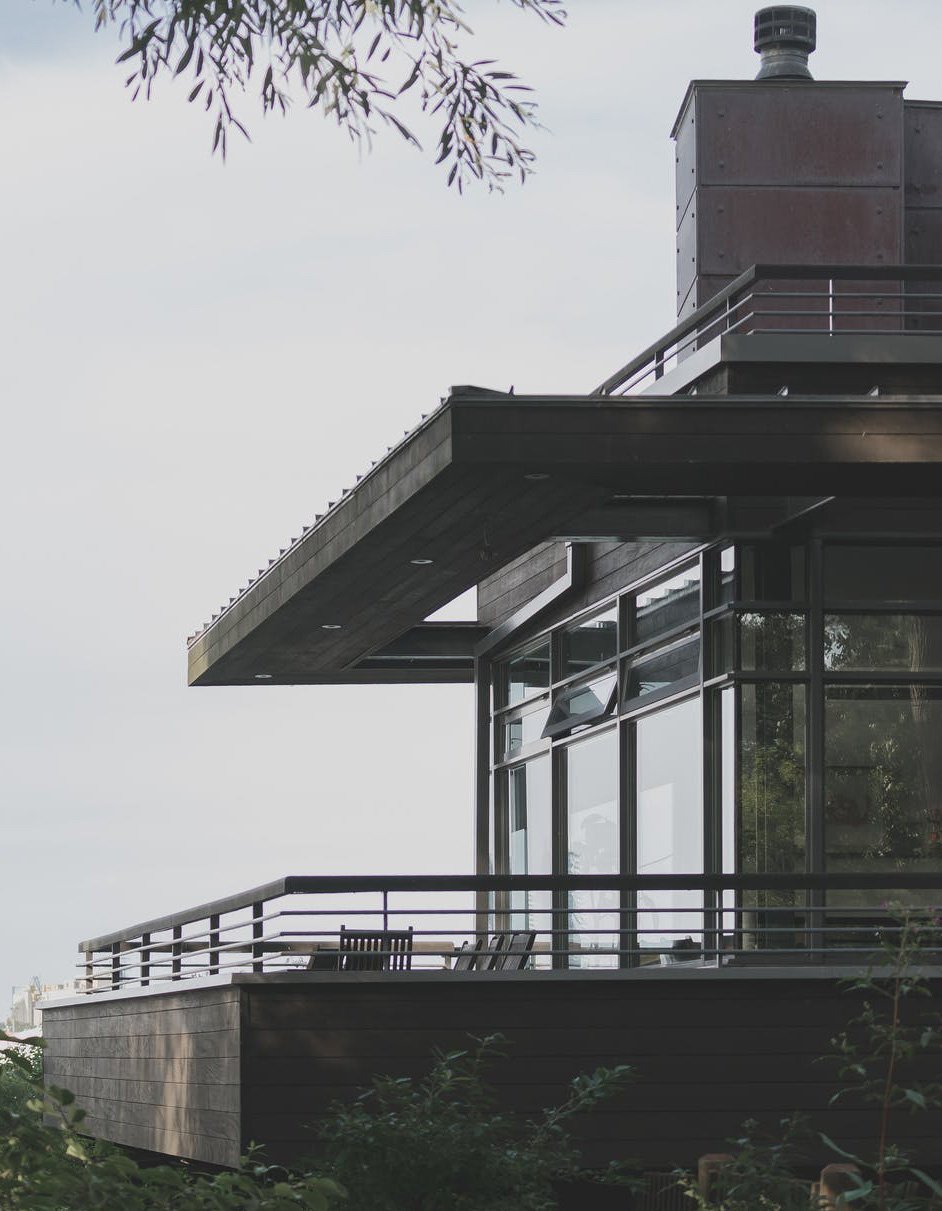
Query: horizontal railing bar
79 874 942 950
595 262 942 394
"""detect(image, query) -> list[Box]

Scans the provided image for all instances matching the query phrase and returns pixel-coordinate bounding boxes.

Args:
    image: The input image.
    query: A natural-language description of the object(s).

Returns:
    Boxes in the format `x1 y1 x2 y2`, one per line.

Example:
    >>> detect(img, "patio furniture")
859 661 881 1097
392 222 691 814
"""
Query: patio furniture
338 926 414 971
493 930 536 971
453 938 485 970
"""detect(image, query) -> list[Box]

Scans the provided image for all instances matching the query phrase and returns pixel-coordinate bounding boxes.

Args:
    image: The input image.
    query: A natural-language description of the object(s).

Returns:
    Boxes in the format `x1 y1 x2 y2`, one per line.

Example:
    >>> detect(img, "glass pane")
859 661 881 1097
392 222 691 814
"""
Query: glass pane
825 687 942 905
507 758 552 946
566 730 619 967
825 546 942 603
624 637 700 705
719 547 736 606
709 613 735 676
636 698 703 961
739 683 806 950
740 612 806 672
825 615 942 674
633 565 700 646
740 543 806 603
505 642 550 706
543 671 616 739
499 698 550 761
563 606 618 677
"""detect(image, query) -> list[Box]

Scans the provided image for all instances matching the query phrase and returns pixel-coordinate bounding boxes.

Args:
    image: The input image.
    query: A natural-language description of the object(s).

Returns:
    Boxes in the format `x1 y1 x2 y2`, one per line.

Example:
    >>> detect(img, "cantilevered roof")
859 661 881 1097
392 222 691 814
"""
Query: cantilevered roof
188 378 942 687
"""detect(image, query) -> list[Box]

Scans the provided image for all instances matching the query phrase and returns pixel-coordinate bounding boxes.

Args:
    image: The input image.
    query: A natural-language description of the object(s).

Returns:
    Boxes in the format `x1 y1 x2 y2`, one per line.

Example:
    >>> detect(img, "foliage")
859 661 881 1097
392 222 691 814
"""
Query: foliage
313 1033 634 1211
0 1042 43 1116
676 1116 815 1211
677 915 942 1211
0 1029 630 1211
67 0 566 188
0 1030 345 1210
822 912 942 1211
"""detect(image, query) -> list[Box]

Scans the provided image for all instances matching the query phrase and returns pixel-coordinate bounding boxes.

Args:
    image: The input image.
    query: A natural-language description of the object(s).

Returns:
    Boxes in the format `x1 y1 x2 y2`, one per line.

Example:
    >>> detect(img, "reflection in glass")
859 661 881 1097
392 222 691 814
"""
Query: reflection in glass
566 729 619 967
499 698 550 760
507 758 552 948
825 687 942 906
825 615 942 674
826 546 942 604
624 638 699 705
543 671 616 739
633 565 700 646
505 642 551 706
563 606 618 677
636 698 703 960
718 547 736 605
740 543 806 603
740 683 806 942
741 612 806 671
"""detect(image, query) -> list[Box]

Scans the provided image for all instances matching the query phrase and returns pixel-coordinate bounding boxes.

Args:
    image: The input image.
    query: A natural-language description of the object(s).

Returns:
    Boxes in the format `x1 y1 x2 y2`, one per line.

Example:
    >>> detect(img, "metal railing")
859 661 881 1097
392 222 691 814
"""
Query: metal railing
596 264 942 397
77 873 942 993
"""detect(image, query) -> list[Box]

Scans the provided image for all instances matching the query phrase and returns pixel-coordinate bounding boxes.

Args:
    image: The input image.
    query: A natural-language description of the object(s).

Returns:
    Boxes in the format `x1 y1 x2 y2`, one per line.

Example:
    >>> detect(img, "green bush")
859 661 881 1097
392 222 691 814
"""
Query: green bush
314 1034 633 1211
0 1030 631 1211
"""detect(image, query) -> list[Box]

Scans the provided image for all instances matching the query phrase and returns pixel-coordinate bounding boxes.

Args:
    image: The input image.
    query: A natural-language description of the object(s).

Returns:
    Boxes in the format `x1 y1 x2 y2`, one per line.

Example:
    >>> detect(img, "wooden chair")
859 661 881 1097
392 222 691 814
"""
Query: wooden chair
453 938 485 971
338 926 414 971
493 930 536 971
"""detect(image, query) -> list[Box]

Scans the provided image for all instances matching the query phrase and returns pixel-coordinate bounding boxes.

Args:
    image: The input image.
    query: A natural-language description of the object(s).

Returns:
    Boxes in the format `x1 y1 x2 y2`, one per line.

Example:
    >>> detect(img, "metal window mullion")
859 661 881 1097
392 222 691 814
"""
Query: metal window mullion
808 539 826 959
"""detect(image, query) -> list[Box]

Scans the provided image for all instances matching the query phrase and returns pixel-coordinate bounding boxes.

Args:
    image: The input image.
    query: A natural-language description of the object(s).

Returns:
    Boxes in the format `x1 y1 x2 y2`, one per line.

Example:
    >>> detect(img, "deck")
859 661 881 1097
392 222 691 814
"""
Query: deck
41 874 942 1173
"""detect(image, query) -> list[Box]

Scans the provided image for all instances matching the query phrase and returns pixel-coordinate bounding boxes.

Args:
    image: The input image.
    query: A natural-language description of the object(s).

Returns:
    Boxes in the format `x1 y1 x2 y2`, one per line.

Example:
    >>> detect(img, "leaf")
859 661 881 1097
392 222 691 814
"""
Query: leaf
912 1168 942 1200
175 41 195 76
842 1181 874 1202
903 1088 927 1110
819 1133 865 1164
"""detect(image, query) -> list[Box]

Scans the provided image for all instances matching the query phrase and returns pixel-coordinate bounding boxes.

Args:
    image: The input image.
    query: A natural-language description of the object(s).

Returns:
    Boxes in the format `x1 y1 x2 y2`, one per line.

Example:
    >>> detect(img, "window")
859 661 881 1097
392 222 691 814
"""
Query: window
503 641 550 706
825 546 942 603
825 614 942 673
565 729 619 966
623 636 700 707
631 565 700 647
543 670 616 739
562 606 618 677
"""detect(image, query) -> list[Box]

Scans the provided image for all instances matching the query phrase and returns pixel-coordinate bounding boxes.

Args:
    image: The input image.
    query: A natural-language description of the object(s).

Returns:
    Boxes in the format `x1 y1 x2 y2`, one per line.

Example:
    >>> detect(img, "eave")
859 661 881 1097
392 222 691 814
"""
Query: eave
187 388 942 687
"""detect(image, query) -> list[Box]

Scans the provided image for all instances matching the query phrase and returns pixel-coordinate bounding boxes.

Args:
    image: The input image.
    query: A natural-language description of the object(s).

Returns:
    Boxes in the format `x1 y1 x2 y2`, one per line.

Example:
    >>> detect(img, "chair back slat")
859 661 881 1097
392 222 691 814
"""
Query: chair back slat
494 930 536 971
453 938 485 971
339 927 414 971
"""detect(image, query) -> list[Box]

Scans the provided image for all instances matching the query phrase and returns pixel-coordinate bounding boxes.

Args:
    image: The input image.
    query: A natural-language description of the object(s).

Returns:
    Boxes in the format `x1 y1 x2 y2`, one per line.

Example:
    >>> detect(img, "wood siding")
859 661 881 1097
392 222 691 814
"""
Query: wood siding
44 972 942 1176
240 972 942 1171
42 986 241 1167
477 540 698 632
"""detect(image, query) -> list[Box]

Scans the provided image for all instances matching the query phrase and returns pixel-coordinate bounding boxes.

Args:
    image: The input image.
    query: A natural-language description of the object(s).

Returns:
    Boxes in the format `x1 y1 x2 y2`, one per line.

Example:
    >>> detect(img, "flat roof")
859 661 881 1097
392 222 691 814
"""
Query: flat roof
187 377 942 687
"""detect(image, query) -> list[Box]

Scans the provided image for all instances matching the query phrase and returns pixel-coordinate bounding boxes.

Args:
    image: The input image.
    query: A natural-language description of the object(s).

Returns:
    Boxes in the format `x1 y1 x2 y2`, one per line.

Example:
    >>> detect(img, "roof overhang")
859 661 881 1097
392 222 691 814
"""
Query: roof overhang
188 388 942 686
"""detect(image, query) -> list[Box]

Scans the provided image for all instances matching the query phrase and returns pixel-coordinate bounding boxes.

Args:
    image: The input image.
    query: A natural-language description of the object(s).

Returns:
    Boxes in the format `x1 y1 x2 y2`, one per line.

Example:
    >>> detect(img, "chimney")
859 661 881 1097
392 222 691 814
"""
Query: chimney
672 8 910 322
754 6 816 80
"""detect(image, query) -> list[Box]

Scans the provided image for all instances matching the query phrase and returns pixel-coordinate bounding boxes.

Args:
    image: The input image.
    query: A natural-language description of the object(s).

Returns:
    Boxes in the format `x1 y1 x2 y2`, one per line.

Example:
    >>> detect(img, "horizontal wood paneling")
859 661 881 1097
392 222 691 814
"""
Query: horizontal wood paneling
237 976 942 1170
43 988 242 1167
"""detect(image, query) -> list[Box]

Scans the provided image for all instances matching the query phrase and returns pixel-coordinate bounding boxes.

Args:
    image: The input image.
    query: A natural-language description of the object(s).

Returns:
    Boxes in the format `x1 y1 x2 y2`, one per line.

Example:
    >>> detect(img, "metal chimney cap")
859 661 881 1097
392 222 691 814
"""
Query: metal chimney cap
754 6 817 79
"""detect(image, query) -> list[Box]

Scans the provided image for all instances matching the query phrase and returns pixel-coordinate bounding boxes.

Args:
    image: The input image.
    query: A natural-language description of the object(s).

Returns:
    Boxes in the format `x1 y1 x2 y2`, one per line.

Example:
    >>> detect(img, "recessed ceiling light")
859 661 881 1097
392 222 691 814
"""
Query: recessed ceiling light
524 472 550 481
410 558 434 566
254 673 273 680
321 623 343 630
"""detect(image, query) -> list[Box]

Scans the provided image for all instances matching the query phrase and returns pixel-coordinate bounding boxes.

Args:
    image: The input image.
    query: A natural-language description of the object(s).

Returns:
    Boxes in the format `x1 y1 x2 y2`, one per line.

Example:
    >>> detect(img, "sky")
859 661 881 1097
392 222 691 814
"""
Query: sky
1 0 939 1004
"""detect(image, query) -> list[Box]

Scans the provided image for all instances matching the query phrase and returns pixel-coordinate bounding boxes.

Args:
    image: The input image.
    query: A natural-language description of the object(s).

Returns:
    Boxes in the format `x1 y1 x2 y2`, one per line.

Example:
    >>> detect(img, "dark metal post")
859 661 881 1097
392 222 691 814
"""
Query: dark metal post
172 926 182 980
84 949 94 994
209 913 220 975
252 901 264 973
141 932 151 987
111 942 121 991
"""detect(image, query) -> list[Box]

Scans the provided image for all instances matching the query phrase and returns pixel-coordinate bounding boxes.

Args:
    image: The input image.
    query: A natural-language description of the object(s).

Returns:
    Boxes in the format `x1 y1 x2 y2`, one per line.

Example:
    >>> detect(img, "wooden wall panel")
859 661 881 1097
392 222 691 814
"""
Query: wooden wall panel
240 975 942 1172
42 987 242 1168
477 540 699 634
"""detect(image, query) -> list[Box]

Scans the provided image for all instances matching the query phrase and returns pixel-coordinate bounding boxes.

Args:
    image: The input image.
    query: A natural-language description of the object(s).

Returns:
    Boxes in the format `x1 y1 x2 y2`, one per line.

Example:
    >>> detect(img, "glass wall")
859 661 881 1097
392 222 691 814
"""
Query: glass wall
488 539 942 964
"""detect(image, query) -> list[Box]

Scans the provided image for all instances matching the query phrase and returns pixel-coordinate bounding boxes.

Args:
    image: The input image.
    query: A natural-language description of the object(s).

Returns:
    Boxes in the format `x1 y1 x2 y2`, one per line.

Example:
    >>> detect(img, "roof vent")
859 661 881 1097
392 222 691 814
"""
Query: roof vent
754 6 816 80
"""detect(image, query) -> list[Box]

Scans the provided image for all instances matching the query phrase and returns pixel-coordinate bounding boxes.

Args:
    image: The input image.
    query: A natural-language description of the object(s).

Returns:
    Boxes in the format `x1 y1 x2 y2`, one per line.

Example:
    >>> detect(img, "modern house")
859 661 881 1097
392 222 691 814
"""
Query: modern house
43 7 942 1180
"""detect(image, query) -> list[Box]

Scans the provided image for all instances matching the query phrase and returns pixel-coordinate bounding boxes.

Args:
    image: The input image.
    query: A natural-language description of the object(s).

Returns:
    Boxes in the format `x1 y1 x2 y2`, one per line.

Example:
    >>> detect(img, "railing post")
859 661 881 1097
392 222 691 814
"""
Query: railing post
84 949 94 994
382 890 389 932
209 913 220 975
172 925 182 980
141 932 151 987
111 942 121 991
252 901 264 973
828 276 834 334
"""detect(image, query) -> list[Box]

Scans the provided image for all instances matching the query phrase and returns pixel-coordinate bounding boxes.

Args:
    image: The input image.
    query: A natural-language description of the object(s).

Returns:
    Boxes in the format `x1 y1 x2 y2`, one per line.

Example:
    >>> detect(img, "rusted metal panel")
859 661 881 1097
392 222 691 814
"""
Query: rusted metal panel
675 94 698 224
694 84 904 188
694 186 902 277
904 101 942 208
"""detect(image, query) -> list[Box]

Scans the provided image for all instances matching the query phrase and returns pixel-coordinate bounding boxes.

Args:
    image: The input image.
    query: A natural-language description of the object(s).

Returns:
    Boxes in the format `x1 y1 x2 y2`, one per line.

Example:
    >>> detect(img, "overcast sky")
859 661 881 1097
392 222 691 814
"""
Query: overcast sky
1 0 939 1003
